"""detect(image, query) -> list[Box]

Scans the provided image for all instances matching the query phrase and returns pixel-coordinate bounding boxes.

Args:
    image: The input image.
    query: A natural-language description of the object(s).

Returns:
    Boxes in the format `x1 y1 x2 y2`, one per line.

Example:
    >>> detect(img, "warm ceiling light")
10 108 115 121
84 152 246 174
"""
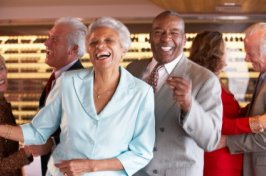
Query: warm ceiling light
216 2 241 13
224 2 238 6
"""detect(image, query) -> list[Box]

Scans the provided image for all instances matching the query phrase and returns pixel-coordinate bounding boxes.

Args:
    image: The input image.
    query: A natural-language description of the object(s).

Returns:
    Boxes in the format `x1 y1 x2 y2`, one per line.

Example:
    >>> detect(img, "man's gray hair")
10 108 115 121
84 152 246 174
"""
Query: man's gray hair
87 17 131 51
245 22 266 56
55 17 87 57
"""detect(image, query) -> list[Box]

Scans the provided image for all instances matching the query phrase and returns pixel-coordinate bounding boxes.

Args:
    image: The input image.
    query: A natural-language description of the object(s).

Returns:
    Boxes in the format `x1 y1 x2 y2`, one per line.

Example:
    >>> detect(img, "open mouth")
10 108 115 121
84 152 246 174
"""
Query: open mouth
96 52 111 60
161 46 173 52
0 79 5 85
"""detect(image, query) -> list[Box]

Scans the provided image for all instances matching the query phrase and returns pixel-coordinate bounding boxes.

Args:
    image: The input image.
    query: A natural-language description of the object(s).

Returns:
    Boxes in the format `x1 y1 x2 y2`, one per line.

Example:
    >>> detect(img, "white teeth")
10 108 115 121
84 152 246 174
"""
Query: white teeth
96 52 111 60
0 80 4 85
161 46 172 51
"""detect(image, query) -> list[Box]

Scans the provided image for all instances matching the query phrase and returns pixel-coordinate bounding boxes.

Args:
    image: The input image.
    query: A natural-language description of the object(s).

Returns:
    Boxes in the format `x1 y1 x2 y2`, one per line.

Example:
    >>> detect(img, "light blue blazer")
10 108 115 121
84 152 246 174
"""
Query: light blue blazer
21 67 155 176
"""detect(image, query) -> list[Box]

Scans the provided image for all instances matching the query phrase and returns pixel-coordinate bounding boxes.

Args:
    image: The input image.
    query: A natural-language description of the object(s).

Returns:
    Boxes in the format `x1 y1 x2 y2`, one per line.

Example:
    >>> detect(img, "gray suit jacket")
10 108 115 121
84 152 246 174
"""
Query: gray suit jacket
127 55 223 176
227 76 266 176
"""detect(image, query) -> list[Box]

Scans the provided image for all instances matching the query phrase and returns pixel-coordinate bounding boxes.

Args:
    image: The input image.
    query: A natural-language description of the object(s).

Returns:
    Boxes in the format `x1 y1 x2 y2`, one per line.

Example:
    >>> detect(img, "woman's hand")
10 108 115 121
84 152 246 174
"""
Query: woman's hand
55 159 95 176
55 158 123 176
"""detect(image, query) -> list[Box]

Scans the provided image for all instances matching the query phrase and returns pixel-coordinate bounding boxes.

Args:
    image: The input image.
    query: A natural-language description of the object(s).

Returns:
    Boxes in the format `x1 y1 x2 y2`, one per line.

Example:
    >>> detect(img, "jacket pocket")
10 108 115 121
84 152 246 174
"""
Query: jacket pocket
256 155 266 165
165 167 201 176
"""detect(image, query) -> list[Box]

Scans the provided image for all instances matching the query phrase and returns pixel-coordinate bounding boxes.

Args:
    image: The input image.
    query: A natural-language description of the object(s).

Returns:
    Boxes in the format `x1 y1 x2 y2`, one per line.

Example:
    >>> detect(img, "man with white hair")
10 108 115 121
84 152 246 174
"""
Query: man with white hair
26 17 86 175
224 22 266 176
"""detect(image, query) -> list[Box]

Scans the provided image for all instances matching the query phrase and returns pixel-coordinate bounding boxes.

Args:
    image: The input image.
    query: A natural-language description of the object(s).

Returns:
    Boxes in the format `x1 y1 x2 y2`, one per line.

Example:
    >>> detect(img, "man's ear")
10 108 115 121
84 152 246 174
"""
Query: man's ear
69 45 79 55
122 48 126 56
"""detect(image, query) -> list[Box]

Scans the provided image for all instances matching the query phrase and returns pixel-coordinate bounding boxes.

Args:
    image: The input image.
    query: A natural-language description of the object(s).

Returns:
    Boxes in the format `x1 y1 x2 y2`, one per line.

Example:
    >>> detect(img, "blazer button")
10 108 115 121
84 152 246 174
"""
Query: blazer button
187 126 193 132
153 147 157 152
160 127 165 132
153 169 158 174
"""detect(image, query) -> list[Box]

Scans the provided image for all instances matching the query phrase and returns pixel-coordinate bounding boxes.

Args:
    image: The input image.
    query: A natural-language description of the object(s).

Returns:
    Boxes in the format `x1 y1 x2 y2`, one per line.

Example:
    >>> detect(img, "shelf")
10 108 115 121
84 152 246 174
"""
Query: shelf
8 73 51 79
11 101 39 106
220 72 259 78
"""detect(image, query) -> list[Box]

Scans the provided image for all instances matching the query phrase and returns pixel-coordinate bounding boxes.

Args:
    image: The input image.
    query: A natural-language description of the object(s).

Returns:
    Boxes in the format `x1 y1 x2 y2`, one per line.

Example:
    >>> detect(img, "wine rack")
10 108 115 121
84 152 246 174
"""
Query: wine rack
0 33 258 124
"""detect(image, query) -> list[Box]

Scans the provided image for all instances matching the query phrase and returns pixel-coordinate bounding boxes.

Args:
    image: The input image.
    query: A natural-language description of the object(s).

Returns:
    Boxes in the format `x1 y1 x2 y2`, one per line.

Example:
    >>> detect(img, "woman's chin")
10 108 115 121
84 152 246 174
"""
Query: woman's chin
94 58 116 68
0 86 7 92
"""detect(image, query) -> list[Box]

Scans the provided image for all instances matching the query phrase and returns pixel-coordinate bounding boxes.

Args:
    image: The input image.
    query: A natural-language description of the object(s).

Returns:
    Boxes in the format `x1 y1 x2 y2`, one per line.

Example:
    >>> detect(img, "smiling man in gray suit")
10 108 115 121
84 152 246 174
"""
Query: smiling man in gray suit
222 23 266 176
127 11 222 176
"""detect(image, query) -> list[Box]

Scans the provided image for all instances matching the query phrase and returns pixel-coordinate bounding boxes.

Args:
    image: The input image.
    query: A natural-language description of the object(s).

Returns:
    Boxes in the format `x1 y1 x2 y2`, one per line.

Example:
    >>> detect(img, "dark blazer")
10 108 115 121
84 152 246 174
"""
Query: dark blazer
127 56 222 176
39 60 83 176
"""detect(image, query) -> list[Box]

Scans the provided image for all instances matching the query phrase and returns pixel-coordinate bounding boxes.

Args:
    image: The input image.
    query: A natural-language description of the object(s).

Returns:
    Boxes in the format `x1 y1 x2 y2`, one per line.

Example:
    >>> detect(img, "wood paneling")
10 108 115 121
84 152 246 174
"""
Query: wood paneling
149 0 266 13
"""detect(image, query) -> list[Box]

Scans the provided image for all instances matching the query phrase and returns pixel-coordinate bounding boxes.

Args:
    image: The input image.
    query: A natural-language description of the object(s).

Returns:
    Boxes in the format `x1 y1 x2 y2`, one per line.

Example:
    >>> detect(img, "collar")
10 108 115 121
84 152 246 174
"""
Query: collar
53 59 79 79
151 54 183 74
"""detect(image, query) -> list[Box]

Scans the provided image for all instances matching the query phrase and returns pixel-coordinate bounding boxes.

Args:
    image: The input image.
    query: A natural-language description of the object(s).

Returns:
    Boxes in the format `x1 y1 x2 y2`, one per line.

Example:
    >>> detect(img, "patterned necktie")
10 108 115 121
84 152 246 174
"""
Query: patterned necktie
148 64 163 92
45 72 56 97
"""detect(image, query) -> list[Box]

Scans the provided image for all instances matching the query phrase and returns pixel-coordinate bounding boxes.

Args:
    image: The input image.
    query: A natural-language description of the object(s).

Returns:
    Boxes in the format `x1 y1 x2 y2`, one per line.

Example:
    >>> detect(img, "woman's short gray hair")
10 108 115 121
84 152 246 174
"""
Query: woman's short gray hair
55 17 87 57
245 22 266 56
87 17 131 51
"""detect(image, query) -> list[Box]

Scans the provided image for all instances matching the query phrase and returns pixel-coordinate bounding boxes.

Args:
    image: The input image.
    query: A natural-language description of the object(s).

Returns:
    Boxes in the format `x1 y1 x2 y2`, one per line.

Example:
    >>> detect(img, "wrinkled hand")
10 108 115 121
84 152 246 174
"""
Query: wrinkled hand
24 137 54 156
167 76 192 112
249 114 266 133
215 135 227 150
258 113 266 129
55 159 95 176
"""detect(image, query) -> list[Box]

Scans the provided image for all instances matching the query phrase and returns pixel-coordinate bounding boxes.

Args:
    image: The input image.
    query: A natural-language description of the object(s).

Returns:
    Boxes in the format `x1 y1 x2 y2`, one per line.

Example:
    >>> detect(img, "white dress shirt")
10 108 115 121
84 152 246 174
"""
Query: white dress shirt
142 54 183 92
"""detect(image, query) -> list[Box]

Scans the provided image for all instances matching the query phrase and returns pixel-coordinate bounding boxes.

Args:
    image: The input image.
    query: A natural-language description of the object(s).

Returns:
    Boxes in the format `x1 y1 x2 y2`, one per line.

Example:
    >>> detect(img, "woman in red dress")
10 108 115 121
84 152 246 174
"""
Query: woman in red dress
189 31 266 176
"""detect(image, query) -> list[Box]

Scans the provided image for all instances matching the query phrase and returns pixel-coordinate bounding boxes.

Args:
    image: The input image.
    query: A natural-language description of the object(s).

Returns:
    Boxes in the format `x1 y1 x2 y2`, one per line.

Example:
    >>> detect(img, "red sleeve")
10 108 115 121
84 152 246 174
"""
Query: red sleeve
222 116 251 135
221 87 252 135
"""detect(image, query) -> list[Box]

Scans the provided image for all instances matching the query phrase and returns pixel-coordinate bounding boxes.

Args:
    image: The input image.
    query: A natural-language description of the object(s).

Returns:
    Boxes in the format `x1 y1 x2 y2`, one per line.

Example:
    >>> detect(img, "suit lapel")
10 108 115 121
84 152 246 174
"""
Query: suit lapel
73 67 133 120
39 89 46 108
249 78 266 115
155 56 189 122
155 86 177 122
135 59 151 79
248 73 263 115
99 67 134 119
127 58 151 79
73 68 98 119
70 60 84 70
